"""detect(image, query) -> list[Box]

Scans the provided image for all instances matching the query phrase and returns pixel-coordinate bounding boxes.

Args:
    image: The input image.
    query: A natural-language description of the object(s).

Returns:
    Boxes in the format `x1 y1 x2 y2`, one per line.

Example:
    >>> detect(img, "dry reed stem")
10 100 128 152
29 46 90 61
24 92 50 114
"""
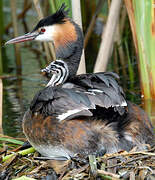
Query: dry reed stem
98 169 120 179
94 0 122 72
10 0 22 75
71 0 86 74
32 0 56 63
123 0 138 55
116 25 127 79
0 79 3 134
84 0 105 49
5 3 32 33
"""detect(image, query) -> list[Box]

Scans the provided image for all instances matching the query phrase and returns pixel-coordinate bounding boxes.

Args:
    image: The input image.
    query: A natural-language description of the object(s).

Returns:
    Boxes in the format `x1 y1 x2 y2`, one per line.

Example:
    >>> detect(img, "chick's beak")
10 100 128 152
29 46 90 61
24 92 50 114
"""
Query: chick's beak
5 32 39 45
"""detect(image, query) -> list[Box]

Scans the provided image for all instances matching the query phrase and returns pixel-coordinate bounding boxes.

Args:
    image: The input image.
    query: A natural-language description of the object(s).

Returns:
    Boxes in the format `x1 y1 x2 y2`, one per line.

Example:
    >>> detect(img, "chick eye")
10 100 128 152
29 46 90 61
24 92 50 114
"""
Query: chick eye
41 28 46 33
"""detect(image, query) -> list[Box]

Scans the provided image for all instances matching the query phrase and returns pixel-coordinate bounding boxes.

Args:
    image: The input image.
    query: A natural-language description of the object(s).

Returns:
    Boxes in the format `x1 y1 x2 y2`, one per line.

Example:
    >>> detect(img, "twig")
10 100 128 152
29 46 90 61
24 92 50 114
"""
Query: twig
105 155 150 168
123 155 150 164
148 146 155 152
129 171 135 180
98 169 120 179
70 164 89 176
125 151 155 156
138 166 153 173
102 149 155 159
0 149 7 156
14 164 29 175
27 161 47 175
61 164 89 180
3 154 20 168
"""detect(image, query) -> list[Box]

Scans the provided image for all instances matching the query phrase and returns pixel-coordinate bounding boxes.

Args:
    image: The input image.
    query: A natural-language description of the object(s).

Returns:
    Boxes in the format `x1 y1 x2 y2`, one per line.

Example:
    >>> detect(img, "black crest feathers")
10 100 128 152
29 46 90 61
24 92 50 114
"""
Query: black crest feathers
32 3 69 31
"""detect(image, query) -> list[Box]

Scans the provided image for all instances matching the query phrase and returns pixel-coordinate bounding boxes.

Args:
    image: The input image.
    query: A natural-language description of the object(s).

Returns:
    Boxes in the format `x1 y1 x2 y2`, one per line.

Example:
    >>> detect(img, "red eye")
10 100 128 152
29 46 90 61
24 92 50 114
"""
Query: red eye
41 28 46 33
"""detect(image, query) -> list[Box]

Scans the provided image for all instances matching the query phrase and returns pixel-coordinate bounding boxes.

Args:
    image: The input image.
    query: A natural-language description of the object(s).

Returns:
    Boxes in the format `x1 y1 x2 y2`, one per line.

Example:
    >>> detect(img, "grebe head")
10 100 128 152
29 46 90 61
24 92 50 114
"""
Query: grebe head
5 4 70 44
5 3 83 77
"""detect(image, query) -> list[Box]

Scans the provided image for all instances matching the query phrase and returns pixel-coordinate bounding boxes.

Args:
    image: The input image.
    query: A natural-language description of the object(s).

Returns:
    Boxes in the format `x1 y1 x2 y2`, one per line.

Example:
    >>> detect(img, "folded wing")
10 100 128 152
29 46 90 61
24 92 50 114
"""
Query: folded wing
30 72 127 121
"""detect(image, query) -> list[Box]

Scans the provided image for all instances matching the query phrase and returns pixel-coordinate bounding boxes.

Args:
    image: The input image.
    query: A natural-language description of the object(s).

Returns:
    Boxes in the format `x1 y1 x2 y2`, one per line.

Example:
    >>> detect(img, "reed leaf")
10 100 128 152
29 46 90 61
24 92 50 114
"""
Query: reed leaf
13 176 36 180
48 0 57 13
48 0 71 16
125 0 155 99
0 137 24 145
2 147 35 162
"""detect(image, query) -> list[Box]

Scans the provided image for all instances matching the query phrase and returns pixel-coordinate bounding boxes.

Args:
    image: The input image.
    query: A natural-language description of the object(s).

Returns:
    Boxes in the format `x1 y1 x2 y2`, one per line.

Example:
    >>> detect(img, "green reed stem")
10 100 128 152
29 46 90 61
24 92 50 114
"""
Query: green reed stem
0 0 3 75
2 147 36 162
132 0 155 99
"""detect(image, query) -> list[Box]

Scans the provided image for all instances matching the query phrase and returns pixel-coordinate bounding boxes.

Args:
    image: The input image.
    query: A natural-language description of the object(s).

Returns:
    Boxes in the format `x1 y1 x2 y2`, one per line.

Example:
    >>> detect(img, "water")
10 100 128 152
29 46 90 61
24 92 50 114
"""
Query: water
2 1 47 136
2 46 47 137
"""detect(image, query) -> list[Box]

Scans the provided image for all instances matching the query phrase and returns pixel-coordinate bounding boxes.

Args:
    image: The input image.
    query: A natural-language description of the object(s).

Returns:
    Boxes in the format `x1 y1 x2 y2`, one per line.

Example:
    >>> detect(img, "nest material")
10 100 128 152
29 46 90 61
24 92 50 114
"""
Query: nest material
0 143 155 180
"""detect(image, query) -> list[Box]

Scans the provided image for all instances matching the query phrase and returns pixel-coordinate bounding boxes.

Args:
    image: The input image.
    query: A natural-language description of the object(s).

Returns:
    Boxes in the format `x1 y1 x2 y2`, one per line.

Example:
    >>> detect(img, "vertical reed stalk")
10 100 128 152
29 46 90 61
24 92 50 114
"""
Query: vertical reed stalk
32 0 56 63
113 45 119 74
84 0 105 49
125 41 134 90
71 0 86 74
0 50 2 134
5 2 32 33
94 0 122 73
0 0 3 74
124 0 155 99
0 48 2 75
53 0 71 16
142 99 155 126
116 25 127 80
0 0 4 44
0 47 2 134
0 0 3 134
10 0 22 75
48 0 57 13
0 78 2 134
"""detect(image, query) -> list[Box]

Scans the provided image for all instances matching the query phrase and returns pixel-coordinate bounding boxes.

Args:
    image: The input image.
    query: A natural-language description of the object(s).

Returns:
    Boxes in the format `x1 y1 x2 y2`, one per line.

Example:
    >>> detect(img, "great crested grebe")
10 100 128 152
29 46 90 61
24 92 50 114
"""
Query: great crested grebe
6 4 154 160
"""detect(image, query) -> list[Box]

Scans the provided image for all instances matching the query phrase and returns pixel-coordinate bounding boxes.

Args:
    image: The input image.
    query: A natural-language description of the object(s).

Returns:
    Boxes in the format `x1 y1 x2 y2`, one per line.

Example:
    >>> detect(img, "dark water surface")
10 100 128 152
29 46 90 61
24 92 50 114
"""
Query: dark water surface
2 1 47 137
2 46 47 137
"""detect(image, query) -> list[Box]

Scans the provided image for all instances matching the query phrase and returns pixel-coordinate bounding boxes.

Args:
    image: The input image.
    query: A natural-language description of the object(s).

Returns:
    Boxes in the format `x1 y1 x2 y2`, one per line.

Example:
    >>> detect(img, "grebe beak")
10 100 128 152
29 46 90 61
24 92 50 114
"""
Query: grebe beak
5 32 39 45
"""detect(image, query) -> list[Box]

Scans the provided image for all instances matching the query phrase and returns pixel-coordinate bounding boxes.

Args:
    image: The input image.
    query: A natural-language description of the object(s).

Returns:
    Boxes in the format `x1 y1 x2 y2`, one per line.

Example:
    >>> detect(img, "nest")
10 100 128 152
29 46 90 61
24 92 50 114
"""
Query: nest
0 136 155 180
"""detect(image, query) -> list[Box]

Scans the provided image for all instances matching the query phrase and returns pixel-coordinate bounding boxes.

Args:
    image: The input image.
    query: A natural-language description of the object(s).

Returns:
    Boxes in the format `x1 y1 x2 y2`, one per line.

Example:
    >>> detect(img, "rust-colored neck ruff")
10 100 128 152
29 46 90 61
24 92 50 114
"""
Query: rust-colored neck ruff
53 19 84 77
52 19 77 50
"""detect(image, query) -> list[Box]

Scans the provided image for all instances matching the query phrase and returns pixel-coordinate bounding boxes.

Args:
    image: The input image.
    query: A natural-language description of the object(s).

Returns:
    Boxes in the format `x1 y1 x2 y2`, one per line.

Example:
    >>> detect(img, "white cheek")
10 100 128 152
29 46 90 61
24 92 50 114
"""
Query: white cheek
35 34 52 41
35 26 57 42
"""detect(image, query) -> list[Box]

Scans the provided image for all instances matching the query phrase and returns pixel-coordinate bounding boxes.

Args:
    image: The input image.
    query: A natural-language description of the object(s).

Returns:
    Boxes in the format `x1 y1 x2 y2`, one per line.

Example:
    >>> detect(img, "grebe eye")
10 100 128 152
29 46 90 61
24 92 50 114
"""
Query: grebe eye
41 28 46 33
